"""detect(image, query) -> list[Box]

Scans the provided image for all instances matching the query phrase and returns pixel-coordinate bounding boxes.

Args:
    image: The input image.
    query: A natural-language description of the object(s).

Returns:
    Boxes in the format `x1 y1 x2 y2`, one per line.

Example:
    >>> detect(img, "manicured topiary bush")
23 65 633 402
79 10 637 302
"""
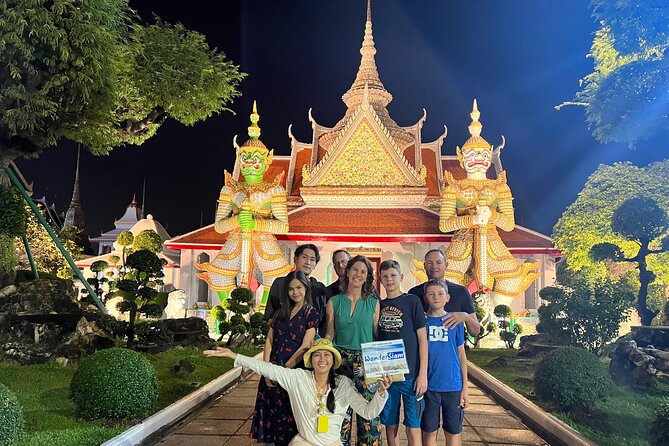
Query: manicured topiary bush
0 383 24 445
652 400 669 446
70 348 157 419
534 347 612 411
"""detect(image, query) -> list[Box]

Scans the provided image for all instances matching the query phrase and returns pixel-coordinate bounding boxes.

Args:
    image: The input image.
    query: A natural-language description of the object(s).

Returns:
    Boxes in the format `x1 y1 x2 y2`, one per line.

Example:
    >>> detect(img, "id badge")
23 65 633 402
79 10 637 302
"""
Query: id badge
317 414 329 433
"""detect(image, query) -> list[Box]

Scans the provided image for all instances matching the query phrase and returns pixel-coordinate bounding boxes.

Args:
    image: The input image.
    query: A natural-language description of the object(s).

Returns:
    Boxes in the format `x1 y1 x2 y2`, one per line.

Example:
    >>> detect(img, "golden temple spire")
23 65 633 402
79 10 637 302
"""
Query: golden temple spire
341 0 392 109
248 100 261 140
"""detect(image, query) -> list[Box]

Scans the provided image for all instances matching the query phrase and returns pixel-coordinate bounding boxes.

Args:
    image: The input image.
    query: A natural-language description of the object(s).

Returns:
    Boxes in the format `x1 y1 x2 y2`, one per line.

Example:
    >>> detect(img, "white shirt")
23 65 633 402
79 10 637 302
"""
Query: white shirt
235 355 388 446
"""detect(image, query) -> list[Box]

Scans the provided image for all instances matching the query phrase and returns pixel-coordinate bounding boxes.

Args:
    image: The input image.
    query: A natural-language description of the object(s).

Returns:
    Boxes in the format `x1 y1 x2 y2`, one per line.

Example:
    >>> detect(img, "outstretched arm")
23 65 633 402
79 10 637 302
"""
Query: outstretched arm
341 375 392 420
203 347 295 389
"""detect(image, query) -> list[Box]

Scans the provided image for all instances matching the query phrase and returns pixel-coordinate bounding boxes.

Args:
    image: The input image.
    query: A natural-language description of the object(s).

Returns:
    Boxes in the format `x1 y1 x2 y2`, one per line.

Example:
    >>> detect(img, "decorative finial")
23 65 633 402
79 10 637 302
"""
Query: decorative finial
248 100 261 140
341 0 392 109
468 99 483 137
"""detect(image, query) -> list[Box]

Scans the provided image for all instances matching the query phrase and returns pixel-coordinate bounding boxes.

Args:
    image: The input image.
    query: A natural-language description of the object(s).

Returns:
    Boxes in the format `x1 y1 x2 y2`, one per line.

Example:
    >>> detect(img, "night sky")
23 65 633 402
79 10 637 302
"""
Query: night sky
15 0 669 242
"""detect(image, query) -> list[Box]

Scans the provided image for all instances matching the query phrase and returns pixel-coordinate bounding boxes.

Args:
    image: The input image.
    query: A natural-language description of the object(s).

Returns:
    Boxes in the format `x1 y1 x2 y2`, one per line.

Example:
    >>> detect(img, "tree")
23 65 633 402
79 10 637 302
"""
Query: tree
590 197 669 325
130 230 163 254
0 0 244 164
553 161 669 283
115 250 167 349
557 0 669 145
493 304 522 349
537 273 633 354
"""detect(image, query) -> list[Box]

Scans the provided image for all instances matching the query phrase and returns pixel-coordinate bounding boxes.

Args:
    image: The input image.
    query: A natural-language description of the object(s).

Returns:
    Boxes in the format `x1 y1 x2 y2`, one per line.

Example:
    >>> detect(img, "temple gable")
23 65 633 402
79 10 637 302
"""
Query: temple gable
303 107 423 188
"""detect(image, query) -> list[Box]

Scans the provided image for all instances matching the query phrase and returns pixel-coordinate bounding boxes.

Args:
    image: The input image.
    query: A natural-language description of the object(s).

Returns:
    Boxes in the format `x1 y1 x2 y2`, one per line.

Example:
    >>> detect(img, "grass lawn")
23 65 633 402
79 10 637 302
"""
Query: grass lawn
0 346 260 446
467 348 669 446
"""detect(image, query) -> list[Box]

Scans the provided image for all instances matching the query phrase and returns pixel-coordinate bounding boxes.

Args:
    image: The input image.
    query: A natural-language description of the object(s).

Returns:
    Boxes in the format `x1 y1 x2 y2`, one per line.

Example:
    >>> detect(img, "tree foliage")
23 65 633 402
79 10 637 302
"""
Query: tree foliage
558 0 669 144
15 205 83 277
534 347 613 411
553 161 669 283
537 273 633 354
130 229 163 254
0 185 26 237
0 0 245 160
493 304 522 349
105 249 167 349
590 196 669 325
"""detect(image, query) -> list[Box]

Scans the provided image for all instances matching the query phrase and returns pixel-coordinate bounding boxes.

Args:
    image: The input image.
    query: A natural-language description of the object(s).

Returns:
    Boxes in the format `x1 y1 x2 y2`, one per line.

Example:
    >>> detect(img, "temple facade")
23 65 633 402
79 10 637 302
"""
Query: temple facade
165 2 559 313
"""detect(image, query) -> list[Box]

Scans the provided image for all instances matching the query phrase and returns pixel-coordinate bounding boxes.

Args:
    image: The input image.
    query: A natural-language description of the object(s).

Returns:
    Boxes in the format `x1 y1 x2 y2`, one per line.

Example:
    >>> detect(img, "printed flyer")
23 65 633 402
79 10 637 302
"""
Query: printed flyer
360 339 410 380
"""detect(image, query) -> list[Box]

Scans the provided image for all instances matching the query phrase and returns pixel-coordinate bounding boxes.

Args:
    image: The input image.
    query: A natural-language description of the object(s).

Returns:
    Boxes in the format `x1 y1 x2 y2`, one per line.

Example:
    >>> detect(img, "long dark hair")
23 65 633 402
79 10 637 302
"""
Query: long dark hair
275 270 312 323
326 368 337 413
342 255 377 299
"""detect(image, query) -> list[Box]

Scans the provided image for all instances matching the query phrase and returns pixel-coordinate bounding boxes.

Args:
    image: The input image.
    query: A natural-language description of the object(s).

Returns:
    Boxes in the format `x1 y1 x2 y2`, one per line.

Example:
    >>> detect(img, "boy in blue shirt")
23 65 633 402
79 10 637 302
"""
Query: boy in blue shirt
377 260 428 446
422 279 469 446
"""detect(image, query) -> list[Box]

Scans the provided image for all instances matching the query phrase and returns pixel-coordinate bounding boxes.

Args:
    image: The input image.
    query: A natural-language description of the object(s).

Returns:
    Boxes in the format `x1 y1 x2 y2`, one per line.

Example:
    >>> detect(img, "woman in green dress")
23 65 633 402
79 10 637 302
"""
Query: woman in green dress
325 255 380 446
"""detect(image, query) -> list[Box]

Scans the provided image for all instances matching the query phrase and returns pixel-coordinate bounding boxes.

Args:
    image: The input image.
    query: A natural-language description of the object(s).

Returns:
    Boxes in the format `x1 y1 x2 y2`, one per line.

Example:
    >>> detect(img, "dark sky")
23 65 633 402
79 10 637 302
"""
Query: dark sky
15 0 669 241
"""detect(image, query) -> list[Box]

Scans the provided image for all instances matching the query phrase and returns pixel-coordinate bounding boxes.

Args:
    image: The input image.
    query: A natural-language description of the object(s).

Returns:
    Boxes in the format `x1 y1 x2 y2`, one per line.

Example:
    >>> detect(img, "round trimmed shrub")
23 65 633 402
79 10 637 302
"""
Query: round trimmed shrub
70 348 157 419
534 347 612 410
0 383 24 445
652 400 669 446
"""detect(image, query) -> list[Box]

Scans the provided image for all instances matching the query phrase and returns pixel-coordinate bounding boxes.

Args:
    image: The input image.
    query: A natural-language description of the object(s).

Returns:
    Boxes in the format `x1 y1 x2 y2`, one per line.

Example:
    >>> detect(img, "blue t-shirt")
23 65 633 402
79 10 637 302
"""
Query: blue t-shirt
377 293 427 378
426 314 464 392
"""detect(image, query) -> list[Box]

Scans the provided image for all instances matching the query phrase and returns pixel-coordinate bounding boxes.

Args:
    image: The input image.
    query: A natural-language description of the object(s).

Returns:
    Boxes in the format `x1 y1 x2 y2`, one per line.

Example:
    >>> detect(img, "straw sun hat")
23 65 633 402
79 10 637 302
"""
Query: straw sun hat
303 338 342 369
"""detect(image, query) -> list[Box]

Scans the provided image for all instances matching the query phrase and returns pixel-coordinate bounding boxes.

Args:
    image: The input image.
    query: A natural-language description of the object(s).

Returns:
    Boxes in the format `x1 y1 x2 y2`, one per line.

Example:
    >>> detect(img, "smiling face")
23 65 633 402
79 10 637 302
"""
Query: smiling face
310 350 334 374
424 251 447 280
294 248 318 276
332 251 351 278
347 260 369 290
287 278 306 305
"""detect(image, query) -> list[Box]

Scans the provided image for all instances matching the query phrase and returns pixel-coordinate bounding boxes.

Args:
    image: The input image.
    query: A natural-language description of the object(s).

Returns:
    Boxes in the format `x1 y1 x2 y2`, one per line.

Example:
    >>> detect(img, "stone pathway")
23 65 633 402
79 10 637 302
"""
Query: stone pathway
155 372 549 446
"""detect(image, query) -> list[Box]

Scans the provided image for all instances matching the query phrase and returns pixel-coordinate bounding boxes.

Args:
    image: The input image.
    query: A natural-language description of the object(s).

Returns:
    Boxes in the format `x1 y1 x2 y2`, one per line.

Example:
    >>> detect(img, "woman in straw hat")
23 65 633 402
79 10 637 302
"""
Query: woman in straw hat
204 338 391 446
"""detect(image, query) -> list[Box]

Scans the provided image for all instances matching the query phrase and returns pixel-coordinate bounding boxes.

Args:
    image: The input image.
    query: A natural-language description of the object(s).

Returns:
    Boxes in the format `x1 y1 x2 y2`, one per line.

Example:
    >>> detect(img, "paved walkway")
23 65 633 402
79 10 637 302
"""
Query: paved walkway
156 372 549 446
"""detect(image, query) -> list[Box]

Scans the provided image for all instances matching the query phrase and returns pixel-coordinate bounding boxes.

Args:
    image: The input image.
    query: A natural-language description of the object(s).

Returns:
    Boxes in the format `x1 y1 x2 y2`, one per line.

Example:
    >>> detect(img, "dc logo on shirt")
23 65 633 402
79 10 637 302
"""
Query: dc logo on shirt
428 325 449 342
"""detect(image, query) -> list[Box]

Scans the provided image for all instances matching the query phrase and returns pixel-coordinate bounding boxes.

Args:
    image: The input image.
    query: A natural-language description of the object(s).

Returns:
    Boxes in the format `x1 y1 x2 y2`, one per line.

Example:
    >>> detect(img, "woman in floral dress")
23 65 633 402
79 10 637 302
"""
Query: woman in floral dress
251 270 320 445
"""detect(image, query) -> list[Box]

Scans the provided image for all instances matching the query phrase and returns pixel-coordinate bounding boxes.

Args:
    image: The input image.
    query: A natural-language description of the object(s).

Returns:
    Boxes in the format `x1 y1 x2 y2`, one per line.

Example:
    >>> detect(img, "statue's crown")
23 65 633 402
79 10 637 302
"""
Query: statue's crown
460 99 492 152
239 101 269 155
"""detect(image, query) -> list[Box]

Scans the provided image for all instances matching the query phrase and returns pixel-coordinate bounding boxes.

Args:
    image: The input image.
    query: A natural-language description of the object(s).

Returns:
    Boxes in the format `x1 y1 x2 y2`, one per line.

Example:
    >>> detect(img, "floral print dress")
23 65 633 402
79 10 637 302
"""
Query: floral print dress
250 305 319 446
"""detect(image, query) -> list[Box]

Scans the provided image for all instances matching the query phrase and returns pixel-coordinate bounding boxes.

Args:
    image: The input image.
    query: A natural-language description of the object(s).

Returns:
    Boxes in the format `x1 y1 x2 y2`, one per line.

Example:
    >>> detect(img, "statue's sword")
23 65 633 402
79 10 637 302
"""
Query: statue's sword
239 198 252 288
477 197 488 291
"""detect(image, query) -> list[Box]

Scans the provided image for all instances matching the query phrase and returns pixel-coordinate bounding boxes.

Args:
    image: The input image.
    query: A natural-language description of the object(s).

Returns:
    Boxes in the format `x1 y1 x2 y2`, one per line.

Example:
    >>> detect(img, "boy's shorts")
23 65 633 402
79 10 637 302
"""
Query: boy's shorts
380 378 425 428
420 390 464 434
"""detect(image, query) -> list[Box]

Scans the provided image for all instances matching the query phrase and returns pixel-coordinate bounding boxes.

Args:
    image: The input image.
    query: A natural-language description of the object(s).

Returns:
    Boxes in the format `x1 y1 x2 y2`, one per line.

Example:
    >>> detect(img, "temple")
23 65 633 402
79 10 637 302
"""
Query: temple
89 196 143 255
165 1 558 313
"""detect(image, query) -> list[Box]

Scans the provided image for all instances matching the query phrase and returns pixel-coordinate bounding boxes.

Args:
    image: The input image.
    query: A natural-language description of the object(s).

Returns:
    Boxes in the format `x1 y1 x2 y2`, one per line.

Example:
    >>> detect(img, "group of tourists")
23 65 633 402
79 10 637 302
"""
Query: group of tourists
205 245 480 446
